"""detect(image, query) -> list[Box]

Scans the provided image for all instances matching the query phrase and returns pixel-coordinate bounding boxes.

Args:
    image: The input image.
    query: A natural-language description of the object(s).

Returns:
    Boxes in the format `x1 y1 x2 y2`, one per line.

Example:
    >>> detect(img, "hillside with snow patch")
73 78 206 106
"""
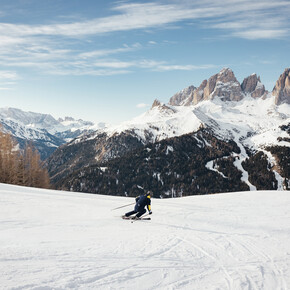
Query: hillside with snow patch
1 183 289 289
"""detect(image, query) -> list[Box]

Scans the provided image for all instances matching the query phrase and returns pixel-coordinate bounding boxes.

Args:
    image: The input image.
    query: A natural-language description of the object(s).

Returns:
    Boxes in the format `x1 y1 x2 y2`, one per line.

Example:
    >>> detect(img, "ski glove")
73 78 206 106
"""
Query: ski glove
149 211 152 215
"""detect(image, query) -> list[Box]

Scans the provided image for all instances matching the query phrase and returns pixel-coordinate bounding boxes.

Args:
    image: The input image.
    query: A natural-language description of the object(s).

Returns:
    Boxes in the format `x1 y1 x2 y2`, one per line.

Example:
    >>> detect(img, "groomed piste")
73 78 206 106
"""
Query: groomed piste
0 183 289 289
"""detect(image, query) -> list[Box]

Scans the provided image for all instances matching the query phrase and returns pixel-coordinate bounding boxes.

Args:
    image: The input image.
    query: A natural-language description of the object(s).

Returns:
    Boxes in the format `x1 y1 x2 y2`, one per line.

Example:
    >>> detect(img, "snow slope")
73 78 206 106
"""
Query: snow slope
0 184 289 290
0 107 94 135
78 94 289 152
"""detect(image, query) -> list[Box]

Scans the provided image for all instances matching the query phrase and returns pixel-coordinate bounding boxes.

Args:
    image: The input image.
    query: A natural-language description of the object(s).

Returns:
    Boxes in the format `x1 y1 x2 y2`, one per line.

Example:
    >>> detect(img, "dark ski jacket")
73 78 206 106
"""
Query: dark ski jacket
134 194 151 212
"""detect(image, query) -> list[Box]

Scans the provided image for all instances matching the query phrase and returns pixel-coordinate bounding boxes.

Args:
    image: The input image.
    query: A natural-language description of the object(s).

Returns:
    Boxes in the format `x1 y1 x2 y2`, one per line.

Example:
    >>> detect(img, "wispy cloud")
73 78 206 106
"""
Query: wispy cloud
136 103 149 108
0 71 18 90
0 71 18 80
0 0 289 79
233 29 288 40
0 3 198 37
154 64 217 71
79 43 141 59
0 1 289 39
209 7 290 40
43 58 216 77
0 87 14 91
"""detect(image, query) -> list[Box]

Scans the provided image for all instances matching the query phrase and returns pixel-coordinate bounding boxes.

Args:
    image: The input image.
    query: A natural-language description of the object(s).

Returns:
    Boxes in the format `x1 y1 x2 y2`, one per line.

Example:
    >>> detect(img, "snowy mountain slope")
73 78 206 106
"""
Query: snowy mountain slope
72 68 289 151
0 107 98 159
94 93 289 150
0 107 94 135
0 183 289 289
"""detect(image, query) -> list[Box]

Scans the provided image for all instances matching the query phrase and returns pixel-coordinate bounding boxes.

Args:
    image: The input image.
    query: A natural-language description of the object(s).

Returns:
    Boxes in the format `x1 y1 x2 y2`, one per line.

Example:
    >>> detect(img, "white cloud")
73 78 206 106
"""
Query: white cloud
0 3 195 37
79 43 141 59
49 67 132 77
233 29 289 40
92 61 134 69
155 64 216 71
136 103 149 108
0 1 288 39
0 87 14 90
0 71 18 80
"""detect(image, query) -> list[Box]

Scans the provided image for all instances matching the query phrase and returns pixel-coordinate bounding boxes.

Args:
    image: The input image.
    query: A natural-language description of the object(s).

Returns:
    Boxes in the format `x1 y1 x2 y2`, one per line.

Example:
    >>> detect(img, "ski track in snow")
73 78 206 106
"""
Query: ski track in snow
0 184 290 290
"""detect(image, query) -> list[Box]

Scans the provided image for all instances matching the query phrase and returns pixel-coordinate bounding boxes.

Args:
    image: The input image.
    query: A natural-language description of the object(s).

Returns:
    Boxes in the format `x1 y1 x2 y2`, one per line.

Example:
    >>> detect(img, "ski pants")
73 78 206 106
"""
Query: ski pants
125 208 146 218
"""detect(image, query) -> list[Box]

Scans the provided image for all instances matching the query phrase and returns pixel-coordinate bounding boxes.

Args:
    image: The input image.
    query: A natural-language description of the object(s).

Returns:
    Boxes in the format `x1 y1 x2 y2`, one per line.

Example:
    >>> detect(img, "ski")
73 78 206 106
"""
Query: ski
122 216 151 220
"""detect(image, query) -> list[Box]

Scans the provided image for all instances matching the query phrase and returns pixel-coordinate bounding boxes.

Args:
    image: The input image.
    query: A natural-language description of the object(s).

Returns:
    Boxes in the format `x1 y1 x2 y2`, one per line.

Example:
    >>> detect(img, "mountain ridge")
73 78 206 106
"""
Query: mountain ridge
0 107 97 159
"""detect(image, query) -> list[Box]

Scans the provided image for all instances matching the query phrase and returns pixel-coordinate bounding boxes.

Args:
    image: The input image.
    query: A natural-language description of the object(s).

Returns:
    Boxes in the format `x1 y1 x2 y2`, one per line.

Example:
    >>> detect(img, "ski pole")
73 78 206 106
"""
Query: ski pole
111 202 135 211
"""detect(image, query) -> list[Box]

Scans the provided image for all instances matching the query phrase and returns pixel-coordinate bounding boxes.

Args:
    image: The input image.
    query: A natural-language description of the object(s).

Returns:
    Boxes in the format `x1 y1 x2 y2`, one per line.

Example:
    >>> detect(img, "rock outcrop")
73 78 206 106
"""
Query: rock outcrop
151 99 161 108
189 68 244 105
209 68 244 102
169 85 196 106
241 74 266 98
168 68 278 106
273 68 290 105
192 79 208 105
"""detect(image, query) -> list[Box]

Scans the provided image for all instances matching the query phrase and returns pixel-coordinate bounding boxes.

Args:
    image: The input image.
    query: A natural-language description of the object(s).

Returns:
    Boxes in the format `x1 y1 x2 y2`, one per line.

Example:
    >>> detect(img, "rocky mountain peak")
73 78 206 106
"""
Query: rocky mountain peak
241 74 266 98
241 74 259 92
168 68 280 107
151 99 161 108
168 85 196 106
168 68 245 107
273 68 290 105
217 67 235 78
0 107 59 127
193 68 244 103
151 99 176 115
58 116 76 122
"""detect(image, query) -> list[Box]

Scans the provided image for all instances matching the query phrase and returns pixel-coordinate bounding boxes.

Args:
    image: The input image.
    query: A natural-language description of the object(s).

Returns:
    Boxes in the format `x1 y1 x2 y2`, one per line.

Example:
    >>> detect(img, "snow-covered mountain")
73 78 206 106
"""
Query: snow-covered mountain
1 183 290 289
47 68 290 194
72 67 289 150
86 93 288 149
0 107 99 159
0 107 95 137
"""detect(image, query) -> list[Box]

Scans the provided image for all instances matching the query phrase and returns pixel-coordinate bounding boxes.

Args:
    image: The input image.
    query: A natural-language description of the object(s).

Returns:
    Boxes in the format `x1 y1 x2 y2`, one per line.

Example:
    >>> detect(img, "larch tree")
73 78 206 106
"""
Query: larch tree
0 126 50 188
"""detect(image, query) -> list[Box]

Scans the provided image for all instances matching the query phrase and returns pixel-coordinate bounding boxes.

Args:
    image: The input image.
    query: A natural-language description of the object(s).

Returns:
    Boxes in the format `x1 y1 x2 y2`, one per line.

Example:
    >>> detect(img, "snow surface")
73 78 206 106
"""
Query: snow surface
1 183 289 290
105 105 202 143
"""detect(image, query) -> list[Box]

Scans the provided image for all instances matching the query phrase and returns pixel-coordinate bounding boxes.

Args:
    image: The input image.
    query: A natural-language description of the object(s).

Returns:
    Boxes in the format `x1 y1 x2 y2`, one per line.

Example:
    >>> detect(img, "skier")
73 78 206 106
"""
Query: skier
123 191 152 219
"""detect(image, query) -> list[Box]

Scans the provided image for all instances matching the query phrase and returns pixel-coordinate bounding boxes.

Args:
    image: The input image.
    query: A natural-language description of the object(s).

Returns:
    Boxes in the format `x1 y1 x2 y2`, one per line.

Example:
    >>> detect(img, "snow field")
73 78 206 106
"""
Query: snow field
0 183 290 289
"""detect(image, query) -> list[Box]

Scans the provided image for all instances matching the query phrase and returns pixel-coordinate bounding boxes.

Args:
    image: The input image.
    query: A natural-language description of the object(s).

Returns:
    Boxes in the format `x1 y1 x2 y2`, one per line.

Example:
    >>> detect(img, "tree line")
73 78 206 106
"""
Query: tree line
0 127 50 188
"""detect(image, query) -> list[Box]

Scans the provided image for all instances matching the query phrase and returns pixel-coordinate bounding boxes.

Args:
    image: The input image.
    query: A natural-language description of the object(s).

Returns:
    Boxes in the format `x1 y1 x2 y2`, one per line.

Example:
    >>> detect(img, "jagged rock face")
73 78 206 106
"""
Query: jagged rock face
241 74 260 93
193 79 208 105
184 68 244 105
203 74 218 100
168 85 196 106
273 68 290 105
170 68 274 106
209 68 244 102
241 74 266 98
151 99 161 108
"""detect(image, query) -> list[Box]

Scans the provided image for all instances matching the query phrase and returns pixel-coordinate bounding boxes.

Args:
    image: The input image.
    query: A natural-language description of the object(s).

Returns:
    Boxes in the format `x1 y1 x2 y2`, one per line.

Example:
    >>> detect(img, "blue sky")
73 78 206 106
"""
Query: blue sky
0 0 289 124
